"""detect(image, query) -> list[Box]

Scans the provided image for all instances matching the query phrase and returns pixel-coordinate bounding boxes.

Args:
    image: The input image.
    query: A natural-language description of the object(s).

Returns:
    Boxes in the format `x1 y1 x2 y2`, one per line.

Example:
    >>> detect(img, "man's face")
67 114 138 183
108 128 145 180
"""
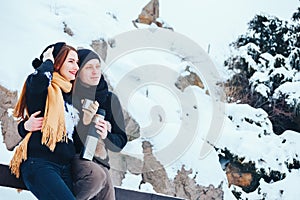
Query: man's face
79 59 101 86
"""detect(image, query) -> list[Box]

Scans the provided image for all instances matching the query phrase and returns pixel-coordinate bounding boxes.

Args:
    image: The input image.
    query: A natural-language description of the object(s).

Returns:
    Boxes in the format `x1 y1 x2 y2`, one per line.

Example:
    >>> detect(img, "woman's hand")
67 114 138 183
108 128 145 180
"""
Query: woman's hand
43 47 54 63
94 118 110 139
24 111 44 132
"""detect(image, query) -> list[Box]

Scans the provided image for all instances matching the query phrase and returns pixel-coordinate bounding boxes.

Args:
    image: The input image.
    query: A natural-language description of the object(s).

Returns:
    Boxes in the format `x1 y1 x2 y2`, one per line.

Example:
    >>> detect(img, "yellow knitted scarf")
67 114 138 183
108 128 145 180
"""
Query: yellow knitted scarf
10 72 72 178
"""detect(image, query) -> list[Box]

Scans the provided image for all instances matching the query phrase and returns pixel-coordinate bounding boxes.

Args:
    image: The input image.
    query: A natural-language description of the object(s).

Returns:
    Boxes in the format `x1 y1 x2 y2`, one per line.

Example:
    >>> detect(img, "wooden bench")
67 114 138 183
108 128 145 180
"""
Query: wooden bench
0 164 183 200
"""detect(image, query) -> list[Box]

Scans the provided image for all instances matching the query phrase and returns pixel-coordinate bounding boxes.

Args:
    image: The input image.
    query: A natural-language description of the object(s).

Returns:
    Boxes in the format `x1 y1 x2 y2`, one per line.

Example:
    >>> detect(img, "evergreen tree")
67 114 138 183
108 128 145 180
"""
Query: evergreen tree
224 5 300 134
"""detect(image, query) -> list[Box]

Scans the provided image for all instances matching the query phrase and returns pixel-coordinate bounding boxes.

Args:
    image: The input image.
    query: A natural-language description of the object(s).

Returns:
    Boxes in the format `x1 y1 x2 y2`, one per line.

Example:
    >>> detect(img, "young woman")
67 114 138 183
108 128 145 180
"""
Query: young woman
11 42 79 200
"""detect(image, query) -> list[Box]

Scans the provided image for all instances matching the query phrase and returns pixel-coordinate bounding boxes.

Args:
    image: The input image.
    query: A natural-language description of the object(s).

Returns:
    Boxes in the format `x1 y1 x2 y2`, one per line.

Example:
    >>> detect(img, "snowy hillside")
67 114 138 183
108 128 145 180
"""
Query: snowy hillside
1 0 300 200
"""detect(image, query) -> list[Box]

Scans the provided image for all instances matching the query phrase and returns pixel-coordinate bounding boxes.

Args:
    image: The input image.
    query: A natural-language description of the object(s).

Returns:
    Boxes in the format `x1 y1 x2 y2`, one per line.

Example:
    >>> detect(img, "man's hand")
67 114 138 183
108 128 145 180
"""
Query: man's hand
82 101 99 125
24 111 44 132
95 118 109 140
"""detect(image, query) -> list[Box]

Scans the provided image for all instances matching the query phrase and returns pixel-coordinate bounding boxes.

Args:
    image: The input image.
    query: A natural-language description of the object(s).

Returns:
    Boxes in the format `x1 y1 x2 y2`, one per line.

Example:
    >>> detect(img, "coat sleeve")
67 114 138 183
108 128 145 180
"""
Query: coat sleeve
104 93 128 152
17 120 29 138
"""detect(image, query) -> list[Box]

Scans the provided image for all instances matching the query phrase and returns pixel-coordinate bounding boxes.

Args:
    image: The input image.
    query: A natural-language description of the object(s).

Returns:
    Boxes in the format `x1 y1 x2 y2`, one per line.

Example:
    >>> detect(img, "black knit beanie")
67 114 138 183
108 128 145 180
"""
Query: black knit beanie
77 49 101 69
32 42 66 69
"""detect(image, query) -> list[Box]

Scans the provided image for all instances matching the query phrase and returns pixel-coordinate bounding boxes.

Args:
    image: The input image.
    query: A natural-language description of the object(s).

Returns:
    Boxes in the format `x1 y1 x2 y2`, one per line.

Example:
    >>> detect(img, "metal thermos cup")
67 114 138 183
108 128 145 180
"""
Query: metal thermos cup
81 109 106 160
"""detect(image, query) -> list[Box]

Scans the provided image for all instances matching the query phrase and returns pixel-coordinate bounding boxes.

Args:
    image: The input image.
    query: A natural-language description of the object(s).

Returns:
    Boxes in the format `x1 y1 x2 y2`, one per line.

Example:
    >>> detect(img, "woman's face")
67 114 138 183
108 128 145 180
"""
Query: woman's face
59 50 79 81
79 59 101 86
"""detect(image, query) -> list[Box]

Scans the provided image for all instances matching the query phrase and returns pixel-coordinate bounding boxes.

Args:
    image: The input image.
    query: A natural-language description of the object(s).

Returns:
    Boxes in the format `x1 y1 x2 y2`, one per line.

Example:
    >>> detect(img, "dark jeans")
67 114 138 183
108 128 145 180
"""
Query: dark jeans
72 154 115 200
21 157 75 200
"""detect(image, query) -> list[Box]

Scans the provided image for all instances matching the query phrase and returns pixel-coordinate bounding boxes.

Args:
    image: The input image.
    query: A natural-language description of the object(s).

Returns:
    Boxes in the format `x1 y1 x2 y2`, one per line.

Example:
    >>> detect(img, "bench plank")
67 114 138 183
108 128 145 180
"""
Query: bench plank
0 164 183 200
0 164 26 190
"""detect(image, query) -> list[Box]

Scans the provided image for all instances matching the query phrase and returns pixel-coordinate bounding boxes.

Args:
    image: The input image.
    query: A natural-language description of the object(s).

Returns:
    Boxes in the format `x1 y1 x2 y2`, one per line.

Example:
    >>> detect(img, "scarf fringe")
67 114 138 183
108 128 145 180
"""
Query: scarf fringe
41 121 67 151
9 132 32 178
10 122 68 178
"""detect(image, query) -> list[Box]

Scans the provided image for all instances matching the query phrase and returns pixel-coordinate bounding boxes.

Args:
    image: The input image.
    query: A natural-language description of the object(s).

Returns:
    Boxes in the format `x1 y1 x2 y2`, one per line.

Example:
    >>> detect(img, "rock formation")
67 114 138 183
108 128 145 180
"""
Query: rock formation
0 85 21 151
138 0 159 25
133 0 173 30
175 65 205 92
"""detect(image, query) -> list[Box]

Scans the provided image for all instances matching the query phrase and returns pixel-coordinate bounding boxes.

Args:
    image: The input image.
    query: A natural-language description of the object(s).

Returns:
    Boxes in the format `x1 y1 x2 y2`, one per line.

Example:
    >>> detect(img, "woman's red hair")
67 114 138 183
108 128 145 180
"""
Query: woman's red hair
14 44 77 119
